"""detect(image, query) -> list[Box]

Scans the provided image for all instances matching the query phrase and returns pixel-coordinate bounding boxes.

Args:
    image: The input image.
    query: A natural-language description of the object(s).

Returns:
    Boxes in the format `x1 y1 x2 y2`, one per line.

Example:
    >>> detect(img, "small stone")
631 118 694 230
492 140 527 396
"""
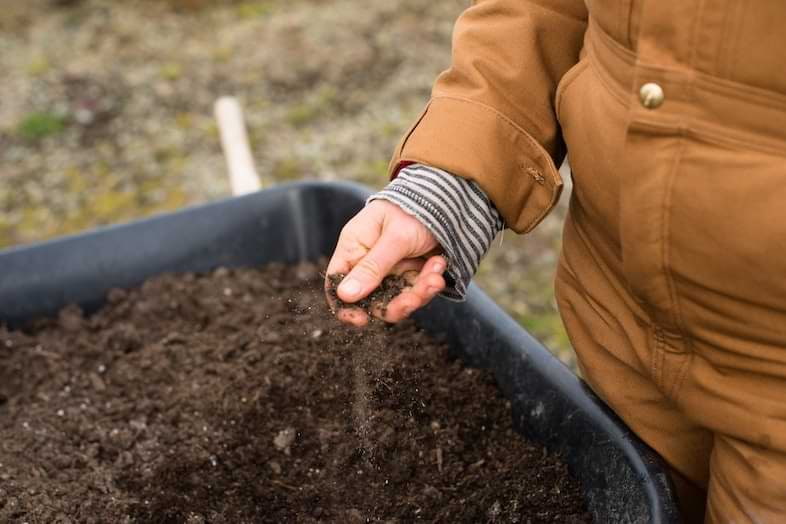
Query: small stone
57 304 83 332
107 288 127 304
185 513 206 524
74 107 95 125
346 509 364 524
257 328 281 344
273 428 296 454
89 372 106 391
423 485 441 498
487 500 502 519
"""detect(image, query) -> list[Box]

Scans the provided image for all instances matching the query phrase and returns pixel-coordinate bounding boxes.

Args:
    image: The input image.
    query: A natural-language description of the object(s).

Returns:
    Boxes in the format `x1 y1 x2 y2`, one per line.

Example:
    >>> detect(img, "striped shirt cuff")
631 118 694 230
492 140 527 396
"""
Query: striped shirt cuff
367 164 504 301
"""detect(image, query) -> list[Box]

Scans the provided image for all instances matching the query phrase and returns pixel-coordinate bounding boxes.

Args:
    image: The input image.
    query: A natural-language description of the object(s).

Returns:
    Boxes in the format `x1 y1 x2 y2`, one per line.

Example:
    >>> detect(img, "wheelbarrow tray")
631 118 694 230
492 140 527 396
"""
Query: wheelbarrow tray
0 181 680 523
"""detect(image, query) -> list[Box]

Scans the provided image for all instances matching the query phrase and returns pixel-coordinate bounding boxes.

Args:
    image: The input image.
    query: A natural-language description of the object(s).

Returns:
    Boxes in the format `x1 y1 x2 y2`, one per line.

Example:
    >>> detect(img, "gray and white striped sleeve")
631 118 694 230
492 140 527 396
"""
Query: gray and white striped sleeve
367 164 504 301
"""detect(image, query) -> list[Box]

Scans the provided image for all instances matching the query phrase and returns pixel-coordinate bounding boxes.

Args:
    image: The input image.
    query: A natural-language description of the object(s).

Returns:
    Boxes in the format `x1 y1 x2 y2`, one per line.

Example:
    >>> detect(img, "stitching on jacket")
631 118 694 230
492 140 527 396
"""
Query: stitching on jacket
391 103 432 175
671 351 693 403
686 124 786 158
395 95 563 232
661 138 689 337
586 44 629 109
626 117 786 158
555 58 590 121
427 95 562 187
651 328 663 389
686 0 704 77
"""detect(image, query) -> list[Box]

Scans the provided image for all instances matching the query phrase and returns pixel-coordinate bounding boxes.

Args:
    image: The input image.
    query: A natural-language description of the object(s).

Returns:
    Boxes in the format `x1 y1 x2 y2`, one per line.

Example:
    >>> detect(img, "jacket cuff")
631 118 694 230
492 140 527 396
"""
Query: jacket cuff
368 164 503 301
388 96 563 233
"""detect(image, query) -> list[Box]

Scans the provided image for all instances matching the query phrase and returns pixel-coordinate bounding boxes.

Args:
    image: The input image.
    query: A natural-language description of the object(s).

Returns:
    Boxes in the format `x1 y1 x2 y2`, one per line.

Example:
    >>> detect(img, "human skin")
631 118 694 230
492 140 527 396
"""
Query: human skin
325 200 447 326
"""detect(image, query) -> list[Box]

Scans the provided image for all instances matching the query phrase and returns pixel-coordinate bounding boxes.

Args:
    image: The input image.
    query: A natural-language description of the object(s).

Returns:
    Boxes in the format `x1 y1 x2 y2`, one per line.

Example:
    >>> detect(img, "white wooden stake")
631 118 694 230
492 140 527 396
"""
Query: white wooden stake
214 96 262 196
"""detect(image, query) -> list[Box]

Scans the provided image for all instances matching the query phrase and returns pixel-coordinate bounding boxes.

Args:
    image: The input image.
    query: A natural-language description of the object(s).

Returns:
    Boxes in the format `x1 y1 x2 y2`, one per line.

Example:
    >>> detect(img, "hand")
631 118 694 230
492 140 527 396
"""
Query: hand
325 200 447 326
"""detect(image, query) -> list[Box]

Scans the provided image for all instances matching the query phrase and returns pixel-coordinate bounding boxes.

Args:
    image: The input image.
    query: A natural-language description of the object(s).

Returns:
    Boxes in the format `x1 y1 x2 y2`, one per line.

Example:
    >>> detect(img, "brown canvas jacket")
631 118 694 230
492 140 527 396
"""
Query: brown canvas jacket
389 0 786 233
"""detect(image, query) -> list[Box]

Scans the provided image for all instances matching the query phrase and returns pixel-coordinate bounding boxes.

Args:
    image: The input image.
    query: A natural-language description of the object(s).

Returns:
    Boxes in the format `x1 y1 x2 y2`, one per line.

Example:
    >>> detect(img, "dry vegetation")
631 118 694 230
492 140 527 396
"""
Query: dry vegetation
0 0 574 366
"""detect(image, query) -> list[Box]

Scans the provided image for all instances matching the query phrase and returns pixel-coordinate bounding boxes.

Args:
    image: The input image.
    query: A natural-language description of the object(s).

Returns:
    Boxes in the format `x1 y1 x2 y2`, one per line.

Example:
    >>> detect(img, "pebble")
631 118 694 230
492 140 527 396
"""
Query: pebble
273 427 296 453
346 509 364 523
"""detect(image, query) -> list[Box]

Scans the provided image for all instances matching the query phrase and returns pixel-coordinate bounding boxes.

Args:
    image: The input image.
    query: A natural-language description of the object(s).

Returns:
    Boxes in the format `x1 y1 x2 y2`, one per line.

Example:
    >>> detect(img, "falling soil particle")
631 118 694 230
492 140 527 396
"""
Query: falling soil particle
326 272 411 317
0 262 591 523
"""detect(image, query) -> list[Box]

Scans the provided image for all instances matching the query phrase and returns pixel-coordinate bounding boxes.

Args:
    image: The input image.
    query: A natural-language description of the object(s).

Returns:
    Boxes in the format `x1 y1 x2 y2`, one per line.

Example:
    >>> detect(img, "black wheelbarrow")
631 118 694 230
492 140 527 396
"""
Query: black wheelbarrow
0 181 680 523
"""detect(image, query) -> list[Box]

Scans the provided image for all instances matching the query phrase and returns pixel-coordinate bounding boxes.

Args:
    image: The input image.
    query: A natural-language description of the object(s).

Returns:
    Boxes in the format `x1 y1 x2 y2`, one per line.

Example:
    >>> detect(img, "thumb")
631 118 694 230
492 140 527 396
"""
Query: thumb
338 231 410 303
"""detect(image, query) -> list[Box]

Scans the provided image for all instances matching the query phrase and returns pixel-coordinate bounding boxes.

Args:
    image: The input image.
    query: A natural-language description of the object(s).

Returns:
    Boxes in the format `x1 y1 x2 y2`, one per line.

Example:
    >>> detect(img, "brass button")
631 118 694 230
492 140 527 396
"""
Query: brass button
639 82 664 109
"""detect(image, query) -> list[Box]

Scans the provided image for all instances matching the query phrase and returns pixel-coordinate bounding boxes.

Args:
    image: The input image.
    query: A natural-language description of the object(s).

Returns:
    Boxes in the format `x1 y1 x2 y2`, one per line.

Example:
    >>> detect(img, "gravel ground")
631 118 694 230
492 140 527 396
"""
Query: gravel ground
0 0 575 367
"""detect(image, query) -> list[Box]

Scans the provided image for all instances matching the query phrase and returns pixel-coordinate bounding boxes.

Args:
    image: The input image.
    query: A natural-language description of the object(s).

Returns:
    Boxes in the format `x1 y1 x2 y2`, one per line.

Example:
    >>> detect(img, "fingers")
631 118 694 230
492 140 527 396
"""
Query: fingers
379 255 447 323
328 262 422 328
325 205 385 278
329 256 446 327
324 200 444 327
336 229 411 304
336 308 371 327
324 209 383 321
325 230 370 277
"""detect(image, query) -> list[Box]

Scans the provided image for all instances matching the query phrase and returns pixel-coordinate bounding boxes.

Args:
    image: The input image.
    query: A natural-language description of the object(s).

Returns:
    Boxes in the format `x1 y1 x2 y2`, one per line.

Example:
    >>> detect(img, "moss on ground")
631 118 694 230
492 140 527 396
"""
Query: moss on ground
16 112 67 141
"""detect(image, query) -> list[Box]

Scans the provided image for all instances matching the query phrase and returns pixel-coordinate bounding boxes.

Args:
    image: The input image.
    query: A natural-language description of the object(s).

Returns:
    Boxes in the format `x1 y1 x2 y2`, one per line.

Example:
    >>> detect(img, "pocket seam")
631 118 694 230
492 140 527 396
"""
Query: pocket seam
555 58 591 123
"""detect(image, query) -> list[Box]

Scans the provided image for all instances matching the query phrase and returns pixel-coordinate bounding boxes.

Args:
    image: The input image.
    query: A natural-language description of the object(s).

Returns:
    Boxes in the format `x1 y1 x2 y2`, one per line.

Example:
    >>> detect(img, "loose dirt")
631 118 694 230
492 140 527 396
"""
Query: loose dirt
0 262 590 523
326 273 411 317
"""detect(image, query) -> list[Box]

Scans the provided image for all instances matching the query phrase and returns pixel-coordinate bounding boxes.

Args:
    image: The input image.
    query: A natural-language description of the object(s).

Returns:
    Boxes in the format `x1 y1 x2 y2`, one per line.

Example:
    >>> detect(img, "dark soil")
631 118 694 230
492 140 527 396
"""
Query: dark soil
0 263 591 523
326 272 411 317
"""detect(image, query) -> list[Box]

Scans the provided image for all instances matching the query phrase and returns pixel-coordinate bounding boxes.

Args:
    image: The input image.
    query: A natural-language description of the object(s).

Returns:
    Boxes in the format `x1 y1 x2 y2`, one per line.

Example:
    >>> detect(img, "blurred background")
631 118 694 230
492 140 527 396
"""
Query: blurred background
0 0 574 367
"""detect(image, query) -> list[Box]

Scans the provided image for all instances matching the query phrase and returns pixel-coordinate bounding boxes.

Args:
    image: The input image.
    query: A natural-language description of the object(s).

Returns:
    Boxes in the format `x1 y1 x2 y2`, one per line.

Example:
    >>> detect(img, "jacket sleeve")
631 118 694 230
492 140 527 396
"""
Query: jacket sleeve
388 0 588 233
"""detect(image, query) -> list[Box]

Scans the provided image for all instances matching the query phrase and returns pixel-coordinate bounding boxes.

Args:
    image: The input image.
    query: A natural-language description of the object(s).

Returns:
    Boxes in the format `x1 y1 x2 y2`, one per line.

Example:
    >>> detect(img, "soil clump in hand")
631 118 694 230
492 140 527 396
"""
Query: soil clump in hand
326 272 410 317
0 262 590 523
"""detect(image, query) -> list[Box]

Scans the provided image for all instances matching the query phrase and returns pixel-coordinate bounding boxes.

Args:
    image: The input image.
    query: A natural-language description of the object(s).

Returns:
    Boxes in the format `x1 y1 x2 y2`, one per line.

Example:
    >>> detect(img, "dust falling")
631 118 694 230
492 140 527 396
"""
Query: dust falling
349 328 390 467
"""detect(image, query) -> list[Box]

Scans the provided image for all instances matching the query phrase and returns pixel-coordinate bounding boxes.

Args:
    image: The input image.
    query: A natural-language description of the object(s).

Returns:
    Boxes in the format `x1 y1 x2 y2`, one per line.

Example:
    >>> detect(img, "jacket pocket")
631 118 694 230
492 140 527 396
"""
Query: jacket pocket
555 57 590 123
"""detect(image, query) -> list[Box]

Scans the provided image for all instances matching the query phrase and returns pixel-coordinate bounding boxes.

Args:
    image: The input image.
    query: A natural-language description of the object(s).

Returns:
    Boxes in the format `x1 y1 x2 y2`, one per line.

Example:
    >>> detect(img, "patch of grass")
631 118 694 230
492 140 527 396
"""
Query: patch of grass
379 120 405 140
286 104 319 128
16 112 67 141
160 62 183 81
285 86 338 128
352 159 389 186
236 1 275 19
211 46 233 63
521 311 570 349
272 157 304 181
36 167 190 243
175 112 193 130
26 56 51 76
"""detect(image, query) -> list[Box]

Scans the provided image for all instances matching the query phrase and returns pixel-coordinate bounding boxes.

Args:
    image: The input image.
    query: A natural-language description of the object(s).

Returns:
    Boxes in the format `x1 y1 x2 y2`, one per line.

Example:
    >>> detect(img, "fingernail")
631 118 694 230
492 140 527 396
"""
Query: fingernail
339 278 361 298
402 306 415 317
426 286 440 295
433 261 445 273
